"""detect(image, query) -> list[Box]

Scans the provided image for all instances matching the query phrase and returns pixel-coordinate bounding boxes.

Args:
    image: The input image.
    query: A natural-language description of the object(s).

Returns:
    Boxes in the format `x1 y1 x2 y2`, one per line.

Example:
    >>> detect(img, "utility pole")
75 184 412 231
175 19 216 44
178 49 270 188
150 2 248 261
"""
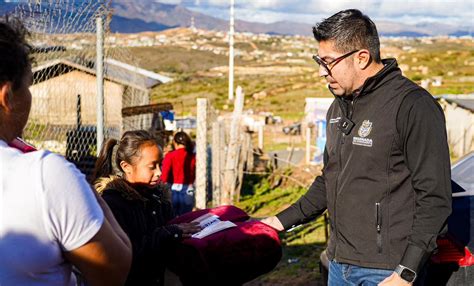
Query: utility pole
228 0 235 101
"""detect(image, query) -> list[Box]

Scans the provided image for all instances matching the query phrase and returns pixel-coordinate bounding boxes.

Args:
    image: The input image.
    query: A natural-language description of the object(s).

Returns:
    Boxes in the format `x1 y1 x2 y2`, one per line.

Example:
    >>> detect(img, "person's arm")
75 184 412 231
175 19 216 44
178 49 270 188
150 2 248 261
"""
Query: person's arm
42 154 132 286
64 219 132 286
160 152 173 183
263 147 329 231
393 91 451 277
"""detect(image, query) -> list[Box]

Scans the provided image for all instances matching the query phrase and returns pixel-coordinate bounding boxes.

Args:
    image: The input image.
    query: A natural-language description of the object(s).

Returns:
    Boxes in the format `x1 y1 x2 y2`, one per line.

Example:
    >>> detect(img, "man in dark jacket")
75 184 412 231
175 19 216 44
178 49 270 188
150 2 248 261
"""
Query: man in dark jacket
262 9 451 286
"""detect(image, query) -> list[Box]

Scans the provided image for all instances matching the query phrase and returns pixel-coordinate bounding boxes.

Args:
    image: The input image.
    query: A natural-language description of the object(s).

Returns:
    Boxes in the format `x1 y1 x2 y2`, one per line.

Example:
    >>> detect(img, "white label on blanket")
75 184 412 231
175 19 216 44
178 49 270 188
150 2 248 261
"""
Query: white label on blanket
191 213 220 228
191 220 237 239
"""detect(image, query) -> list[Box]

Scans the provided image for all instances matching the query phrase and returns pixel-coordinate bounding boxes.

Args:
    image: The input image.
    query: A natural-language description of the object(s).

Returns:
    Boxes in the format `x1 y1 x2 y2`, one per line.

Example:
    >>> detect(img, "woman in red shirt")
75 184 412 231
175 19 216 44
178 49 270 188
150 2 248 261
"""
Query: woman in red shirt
161 131 196 215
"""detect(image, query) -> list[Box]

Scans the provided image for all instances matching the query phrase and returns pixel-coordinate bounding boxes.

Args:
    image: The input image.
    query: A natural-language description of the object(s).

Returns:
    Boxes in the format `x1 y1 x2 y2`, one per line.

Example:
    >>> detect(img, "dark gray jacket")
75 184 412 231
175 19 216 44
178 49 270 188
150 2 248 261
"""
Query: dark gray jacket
277 59 452 273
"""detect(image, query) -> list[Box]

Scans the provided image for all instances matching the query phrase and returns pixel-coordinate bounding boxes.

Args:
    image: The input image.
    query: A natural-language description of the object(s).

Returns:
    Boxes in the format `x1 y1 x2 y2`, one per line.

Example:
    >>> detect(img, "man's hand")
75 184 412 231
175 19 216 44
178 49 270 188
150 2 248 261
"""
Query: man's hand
378 272 412 286
260 216 284 231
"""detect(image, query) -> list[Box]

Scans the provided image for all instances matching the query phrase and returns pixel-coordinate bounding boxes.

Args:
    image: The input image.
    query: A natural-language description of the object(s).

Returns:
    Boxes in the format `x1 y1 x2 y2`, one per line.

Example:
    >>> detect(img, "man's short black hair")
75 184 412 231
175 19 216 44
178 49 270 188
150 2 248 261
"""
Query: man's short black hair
0 17 31 90
312 9 381 63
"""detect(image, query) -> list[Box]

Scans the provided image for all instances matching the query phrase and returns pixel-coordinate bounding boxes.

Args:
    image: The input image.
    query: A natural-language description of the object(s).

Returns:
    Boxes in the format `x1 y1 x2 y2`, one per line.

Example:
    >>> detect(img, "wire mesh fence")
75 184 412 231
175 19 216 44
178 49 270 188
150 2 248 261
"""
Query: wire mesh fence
11 0 151 177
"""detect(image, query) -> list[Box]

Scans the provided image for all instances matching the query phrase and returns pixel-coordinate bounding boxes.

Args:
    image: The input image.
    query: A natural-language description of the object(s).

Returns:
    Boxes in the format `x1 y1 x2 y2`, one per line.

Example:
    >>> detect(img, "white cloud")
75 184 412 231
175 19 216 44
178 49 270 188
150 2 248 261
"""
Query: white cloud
154 0 181 4
157 0 474 27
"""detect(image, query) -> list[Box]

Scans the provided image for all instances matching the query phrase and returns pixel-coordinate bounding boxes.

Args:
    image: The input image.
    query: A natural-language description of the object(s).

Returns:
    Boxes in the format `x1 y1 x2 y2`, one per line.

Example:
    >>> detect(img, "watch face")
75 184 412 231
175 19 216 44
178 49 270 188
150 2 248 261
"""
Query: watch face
400 268 416 282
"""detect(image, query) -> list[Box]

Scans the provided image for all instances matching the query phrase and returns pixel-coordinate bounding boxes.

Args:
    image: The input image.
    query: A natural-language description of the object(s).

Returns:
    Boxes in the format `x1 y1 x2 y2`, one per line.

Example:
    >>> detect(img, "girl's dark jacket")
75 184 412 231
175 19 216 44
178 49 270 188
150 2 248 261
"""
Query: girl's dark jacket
95 176 182 286
276 59 452 274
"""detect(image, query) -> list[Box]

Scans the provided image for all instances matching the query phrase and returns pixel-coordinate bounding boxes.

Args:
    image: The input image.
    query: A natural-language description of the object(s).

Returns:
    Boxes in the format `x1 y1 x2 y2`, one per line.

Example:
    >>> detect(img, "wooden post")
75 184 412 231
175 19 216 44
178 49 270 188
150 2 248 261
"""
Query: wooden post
219 124 226 204
258 124 264 150
306 126 312 164
247 132 254 171
212 121 224 206
195 98 208 209
235 132 250 202
222 86 244 204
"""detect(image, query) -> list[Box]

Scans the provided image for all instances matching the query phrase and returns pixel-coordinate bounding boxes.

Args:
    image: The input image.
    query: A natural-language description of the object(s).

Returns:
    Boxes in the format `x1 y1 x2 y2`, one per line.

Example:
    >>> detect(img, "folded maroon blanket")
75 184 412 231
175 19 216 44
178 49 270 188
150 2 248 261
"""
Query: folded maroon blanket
167 206 282 285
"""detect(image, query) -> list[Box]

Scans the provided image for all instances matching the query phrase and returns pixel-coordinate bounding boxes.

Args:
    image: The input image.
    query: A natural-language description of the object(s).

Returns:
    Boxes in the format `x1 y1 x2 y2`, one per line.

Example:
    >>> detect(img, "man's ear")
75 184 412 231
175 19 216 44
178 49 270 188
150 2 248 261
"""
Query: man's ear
356 50 371 70
0 82 13 112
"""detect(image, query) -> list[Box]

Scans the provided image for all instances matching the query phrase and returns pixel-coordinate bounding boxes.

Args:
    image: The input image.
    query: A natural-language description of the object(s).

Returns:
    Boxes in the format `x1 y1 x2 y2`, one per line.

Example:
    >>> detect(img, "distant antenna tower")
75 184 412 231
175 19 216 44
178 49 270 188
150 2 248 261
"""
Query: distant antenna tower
190 16 196 31
191 0 199 32
228 0 235 101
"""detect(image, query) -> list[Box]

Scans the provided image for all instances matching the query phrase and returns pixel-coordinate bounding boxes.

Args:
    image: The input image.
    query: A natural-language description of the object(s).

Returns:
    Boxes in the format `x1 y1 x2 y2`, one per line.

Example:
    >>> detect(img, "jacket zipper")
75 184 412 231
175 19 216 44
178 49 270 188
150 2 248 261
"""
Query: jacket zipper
376 202 382 253
333 97 357 258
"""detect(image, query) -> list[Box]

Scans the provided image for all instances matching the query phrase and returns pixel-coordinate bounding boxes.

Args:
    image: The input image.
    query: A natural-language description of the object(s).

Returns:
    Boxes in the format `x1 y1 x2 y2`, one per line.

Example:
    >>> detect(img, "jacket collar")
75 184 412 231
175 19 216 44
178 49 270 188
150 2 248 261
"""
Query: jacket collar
330 58 401 100
357 58 400 97
95 175 148 201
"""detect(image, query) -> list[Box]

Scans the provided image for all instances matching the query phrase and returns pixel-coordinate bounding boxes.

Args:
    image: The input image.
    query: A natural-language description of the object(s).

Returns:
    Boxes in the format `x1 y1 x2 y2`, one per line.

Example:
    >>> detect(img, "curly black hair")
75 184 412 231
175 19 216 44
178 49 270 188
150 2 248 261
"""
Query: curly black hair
0 16 32 90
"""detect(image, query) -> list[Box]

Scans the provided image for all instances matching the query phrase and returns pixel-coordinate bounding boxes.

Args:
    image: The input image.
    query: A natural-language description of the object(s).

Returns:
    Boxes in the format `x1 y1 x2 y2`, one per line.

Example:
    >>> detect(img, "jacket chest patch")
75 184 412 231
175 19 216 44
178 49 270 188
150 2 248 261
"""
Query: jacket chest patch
353 120 373 147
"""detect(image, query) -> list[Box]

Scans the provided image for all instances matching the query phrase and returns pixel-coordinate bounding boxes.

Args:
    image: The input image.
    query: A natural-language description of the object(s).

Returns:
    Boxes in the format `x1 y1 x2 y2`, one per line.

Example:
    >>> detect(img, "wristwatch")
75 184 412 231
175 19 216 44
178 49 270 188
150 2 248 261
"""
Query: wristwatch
395 265 417 283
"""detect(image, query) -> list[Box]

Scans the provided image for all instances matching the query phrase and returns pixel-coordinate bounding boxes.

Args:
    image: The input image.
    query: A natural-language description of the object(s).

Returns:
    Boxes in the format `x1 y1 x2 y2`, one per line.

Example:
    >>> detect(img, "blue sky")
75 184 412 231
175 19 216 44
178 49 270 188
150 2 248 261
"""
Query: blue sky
156 0 474 27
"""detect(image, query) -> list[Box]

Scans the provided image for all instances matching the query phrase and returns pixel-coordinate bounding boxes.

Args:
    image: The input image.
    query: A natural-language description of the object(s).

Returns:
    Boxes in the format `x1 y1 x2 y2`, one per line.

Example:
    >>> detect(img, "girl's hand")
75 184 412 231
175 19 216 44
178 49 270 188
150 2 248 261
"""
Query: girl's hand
177 222 202 238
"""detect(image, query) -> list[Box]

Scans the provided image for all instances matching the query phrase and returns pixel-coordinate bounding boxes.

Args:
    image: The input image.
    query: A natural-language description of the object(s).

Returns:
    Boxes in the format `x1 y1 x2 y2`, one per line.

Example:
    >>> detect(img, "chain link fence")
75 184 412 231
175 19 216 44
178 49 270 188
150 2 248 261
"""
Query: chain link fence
12 0 153 177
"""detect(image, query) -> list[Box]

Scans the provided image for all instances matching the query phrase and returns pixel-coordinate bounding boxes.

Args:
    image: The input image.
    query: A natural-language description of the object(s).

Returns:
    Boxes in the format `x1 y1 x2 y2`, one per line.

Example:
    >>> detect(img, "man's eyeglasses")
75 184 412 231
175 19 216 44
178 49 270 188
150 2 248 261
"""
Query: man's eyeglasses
313 50 359 74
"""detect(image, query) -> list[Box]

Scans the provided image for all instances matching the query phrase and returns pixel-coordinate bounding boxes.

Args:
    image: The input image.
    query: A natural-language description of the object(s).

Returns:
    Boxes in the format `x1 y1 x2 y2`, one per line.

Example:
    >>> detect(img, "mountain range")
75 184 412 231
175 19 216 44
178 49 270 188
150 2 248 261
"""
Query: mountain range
1 0 471 37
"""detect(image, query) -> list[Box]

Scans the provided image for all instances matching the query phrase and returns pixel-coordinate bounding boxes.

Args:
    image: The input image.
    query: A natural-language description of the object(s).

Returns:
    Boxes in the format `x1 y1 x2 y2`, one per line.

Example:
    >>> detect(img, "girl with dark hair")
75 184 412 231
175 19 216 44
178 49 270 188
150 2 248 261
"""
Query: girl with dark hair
161 131 196 215
92 130 200 286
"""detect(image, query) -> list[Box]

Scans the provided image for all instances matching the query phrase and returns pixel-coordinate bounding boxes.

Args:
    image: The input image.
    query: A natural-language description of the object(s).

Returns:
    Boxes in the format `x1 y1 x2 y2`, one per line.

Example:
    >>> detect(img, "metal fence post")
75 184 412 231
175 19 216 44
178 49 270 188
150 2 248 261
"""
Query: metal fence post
96 16 105 152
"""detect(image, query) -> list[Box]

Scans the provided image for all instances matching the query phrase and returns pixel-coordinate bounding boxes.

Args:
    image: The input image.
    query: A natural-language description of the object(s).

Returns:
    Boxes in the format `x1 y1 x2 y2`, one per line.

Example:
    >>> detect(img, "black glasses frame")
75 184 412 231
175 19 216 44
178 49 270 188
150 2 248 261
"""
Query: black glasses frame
313 50 359 73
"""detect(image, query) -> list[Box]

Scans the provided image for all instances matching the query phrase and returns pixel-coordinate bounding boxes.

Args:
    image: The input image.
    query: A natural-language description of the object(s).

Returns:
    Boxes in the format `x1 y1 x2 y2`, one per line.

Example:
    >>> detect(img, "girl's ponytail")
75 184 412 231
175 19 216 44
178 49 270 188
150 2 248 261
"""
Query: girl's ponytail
92 138 118 182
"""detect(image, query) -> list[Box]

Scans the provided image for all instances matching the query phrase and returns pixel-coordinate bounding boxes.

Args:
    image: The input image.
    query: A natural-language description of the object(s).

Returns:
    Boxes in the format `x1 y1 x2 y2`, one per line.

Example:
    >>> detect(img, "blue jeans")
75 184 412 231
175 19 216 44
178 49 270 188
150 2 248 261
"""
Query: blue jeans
171 184 195 216
329 260 393 286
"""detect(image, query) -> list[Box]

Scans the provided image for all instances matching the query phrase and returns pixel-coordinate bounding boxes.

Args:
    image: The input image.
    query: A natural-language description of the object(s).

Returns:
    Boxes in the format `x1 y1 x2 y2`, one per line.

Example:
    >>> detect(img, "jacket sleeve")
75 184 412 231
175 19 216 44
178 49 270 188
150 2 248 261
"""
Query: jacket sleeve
396 91 452 274
160 153 173 184
276 147 328 229
191 153 196 183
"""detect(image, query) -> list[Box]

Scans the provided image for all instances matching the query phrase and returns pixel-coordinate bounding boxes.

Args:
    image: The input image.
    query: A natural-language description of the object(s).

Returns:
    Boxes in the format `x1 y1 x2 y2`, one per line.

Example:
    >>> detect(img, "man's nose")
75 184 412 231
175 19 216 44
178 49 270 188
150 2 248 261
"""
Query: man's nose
318 65 329 77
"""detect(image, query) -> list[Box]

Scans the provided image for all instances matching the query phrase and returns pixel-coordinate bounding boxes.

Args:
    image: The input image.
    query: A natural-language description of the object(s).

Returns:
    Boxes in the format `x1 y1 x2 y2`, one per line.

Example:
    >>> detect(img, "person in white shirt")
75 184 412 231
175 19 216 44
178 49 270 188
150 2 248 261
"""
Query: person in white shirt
0 17 132 286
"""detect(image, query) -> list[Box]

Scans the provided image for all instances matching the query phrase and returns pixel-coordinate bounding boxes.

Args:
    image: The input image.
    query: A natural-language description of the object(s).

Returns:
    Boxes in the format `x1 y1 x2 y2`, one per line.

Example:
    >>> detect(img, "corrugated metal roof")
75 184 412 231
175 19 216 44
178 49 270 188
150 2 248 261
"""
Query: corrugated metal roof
437 94 474 112
32 58 172 90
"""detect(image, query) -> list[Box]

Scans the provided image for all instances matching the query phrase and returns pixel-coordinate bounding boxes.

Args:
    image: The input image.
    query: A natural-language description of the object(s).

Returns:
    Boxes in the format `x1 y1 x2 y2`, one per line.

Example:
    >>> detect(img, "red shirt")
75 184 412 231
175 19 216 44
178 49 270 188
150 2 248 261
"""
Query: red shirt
160 148 196 185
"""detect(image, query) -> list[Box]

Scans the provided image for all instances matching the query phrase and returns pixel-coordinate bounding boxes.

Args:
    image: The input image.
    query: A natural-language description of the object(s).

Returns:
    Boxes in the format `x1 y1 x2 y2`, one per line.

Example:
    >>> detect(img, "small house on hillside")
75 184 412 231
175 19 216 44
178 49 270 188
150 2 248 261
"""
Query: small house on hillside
30 57 172 136
437 94 474 158
28 57 173 178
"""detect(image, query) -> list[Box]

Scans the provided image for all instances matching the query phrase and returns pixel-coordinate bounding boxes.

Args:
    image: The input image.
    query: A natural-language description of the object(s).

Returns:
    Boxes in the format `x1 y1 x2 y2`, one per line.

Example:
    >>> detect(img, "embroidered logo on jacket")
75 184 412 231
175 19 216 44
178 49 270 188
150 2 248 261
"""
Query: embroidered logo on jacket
358 120 372 137
353 120 373 147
